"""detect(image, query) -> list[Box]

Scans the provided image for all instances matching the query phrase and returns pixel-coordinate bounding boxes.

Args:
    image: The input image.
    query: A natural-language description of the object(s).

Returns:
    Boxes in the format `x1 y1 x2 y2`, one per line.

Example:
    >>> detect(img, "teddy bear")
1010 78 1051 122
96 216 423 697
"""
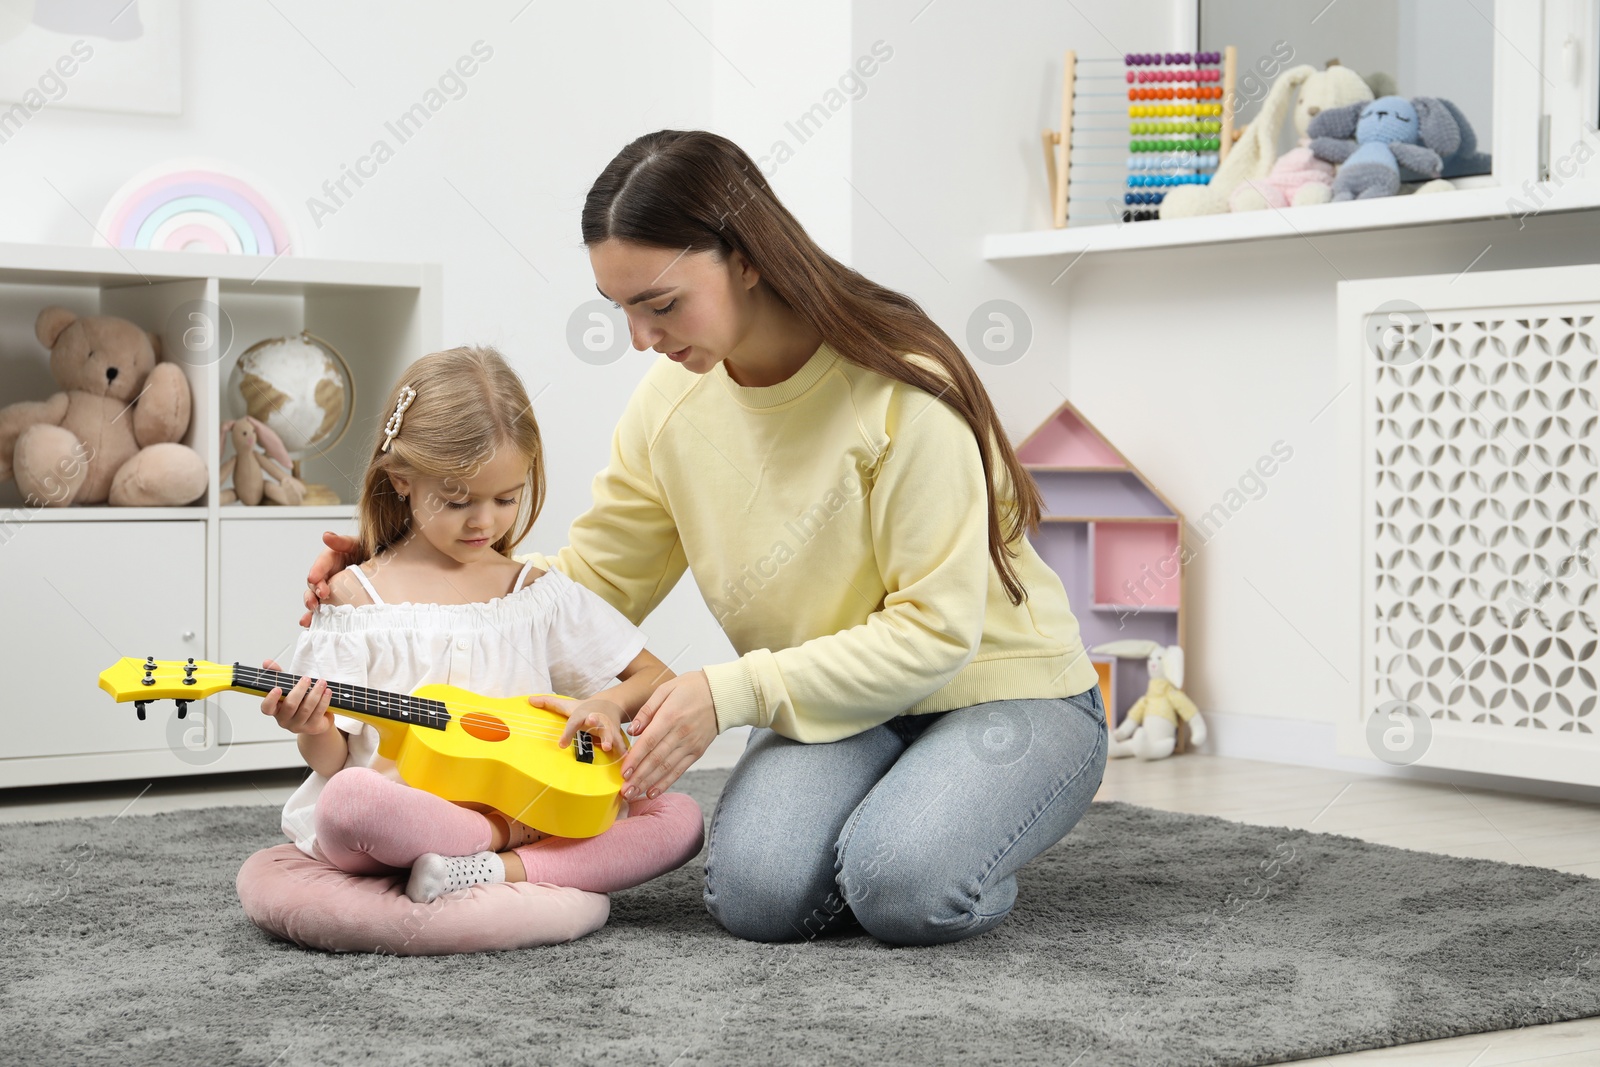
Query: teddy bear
1308 95 1463 200
1091 639 1207 761
0 306 208 507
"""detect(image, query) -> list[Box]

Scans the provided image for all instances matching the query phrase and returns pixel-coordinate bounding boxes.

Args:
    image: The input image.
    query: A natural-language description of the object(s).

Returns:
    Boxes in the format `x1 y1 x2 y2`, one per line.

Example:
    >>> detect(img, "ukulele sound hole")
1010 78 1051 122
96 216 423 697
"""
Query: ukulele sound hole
460 712 510 742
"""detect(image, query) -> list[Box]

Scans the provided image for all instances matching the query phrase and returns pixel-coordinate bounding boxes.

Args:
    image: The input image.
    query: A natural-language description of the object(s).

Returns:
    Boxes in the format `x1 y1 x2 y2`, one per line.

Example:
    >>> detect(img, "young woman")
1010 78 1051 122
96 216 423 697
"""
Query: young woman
303 130 1108 946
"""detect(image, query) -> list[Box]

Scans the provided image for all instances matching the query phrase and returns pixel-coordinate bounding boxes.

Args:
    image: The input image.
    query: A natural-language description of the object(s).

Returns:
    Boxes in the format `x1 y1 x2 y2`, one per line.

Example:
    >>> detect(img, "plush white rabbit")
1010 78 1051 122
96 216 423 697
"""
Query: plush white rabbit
1091 640 1207 760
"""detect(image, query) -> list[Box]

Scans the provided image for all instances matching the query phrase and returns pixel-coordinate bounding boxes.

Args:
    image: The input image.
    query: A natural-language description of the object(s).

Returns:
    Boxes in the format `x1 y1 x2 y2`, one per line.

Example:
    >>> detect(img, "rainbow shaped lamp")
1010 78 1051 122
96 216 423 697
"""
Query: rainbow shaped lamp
94 160 296 256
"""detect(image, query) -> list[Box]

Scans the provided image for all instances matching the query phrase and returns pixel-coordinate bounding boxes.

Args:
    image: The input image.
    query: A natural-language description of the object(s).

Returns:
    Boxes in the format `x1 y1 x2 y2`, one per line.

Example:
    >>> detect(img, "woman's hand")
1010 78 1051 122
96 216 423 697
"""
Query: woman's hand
620 670 718 800
300 531 363 627
259 658 335 736
527 695 628 755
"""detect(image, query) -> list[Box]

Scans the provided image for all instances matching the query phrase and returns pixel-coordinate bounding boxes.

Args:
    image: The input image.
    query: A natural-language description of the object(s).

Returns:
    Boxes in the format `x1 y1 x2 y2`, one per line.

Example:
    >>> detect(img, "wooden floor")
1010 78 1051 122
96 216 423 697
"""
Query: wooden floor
3 749 1598 1065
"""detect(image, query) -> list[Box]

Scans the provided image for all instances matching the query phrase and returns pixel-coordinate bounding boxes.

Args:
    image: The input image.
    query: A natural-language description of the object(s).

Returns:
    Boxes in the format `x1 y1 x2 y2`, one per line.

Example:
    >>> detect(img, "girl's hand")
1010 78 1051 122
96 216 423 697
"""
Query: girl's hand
300 531 363 627
527 695 628 755
259 658 335 736
620 671 718 800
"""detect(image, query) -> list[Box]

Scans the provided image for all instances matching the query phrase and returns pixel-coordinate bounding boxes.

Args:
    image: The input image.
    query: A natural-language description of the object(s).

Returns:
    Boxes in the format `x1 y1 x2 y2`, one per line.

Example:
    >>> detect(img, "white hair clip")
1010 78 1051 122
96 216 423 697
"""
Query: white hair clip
381 385 417 453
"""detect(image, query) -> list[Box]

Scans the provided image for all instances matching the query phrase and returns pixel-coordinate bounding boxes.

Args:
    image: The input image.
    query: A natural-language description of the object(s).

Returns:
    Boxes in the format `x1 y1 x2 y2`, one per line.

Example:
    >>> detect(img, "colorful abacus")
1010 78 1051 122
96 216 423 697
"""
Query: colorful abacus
1043 47 1237 228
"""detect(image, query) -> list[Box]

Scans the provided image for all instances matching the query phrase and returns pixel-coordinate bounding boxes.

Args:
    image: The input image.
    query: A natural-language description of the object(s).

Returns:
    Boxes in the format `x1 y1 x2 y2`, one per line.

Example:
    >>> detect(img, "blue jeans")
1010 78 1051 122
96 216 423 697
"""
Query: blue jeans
702 686 1109 946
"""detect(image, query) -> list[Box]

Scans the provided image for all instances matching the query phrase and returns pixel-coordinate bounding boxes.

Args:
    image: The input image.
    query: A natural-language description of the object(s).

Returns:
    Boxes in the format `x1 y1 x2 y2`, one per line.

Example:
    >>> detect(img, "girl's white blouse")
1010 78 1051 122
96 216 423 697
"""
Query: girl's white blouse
278 566 648 858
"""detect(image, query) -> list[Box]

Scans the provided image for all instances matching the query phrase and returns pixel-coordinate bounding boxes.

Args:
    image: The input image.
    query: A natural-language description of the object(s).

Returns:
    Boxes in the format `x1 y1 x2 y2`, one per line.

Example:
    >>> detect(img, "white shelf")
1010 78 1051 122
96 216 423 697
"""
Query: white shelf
0 240 432 294
983 183 1600 261
218 505 357 521
1091 603 1179 614
1 506 208 522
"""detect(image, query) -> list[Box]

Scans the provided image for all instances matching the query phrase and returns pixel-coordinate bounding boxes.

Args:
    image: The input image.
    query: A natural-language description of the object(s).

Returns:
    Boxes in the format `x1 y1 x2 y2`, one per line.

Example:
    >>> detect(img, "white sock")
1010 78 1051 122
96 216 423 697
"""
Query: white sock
406 850 505 903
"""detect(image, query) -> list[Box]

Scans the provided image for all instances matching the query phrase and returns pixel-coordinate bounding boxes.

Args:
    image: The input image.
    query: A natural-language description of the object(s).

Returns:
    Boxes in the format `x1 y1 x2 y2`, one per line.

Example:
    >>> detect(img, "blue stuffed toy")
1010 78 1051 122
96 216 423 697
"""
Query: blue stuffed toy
1308 95 1466 200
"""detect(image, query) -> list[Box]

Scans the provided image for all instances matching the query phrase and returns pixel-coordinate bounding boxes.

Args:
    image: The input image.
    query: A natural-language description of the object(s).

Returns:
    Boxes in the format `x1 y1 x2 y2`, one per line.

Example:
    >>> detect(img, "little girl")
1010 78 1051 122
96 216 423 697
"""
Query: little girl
261 345 703 905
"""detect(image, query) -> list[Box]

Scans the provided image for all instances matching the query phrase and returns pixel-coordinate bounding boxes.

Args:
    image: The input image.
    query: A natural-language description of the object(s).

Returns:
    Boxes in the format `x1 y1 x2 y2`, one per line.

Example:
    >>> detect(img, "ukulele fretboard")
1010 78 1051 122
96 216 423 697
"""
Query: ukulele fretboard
231 664 451 730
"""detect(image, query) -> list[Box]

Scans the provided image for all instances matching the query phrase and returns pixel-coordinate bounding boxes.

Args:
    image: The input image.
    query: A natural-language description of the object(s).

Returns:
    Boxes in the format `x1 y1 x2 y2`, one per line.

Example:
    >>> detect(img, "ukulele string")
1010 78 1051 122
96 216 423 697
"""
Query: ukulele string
175 668 634 754
191 666 608 735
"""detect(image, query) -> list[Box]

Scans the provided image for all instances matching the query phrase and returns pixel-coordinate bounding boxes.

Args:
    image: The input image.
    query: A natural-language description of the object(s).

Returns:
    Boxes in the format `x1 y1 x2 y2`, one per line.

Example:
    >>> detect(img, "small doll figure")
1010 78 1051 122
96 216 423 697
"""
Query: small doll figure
1091 640 1207 761
221 416 306 505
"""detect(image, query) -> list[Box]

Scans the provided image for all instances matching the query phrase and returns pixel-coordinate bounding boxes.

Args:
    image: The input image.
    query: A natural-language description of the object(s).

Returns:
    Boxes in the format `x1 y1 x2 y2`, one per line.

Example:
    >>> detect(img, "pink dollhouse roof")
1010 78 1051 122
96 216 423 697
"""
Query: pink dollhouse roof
1016 397 1181 519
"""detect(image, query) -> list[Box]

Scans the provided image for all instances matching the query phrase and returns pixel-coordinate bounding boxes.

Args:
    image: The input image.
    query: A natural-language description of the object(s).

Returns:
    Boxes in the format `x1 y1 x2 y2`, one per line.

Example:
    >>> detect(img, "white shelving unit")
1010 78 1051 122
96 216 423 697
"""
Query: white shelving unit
983 182 1600 260
0 242 442 789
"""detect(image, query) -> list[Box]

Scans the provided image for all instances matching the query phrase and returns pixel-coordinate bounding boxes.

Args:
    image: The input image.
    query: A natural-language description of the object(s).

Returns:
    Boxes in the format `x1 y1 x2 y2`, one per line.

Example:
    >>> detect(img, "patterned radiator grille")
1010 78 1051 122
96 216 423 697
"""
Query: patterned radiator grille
1366 311 1598 733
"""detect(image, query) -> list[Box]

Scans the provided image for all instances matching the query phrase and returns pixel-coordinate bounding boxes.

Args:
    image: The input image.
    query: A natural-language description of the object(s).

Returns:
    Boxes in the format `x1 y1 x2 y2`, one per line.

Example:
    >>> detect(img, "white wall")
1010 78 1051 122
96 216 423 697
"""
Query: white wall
710 0 854 262
0 1 856 688
14 1 1597 792
851 0 1600 788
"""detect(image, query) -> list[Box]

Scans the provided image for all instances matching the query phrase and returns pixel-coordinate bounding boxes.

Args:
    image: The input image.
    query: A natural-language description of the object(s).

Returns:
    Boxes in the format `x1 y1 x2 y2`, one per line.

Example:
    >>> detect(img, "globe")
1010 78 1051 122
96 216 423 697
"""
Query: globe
225 332 354 504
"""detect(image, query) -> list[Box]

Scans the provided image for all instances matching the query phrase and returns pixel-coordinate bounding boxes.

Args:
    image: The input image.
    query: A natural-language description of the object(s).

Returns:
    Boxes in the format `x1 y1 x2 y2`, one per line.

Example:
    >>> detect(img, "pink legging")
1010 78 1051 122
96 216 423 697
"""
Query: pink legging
312 767 704 894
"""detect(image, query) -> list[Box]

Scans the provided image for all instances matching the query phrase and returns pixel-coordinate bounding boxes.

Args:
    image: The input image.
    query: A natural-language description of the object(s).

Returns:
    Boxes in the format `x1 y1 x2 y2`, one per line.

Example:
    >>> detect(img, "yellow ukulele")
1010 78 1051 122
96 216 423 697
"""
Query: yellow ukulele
97 656 626 839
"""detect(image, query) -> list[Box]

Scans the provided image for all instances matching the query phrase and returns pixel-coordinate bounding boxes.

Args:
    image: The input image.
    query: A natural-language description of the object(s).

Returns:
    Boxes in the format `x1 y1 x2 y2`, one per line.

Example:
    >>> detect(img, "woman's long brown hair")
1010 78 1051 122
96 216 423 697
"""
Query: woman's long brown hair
582 130 1043 605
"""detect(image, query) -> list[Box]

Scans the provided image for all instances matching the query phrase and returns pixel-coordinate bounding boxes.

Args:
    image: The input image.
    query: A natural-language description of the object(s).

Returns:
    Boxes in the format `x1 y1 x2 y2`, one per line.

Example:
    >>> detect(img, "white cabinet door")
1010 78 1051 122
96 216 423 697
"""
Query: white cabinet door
0 520 205 760
218 515 359 744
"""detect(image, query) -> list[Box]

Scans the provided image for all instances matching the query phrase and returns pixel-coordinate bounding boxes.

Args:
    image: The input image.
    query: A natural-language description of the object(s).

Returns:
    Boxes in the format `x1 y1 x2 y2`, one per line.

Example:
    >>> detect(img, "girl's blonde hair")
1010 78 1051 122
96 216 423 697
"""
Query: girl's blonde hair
357 345 545 560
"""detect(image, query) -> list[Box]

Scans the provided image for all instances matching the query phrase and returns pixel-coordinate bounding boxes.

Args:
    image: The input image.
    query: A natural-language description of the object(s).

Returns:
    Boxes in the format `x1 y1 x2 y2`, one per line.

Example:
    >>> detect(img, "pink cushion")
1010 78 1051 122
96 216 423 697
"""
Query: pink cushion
236 843 609 955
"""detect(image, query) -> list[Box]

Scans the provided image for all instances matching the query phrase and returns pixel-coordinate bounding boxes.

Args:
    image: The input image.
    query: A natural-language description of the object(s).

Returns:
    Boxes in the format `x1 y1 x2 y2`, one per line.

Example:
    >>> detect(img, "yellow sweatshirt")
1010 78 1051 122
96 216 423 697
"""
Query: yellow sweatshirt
520 341 1100 743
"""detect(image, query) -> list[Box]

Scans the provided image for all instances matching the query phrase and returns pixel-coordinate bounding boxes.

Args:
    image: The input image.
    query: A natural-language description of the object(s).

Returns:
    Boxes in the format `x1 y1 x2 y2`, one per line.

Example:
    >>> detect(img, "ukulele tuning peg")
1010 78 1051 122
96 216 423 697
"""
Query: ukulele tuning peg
134 700 148 720
174 699 189 719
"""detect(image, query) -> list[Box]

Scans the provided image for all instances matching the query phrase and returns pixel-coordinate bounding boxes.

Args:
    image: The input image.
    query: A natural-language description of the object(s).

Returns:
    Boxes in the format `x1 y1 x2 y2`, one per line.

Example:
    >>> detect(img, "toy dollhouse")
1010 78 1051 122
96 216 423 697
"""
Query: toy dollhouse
1018 398 1186 732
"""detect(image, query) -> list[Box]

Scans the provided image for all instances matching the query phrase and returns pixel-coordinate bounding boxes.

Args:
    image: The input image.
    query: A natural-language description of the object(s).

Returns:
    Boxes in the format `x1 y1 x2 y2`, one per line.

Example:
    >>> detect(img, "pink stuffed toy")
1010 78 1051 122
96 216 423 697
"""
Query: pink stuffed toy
1230 144 1337 210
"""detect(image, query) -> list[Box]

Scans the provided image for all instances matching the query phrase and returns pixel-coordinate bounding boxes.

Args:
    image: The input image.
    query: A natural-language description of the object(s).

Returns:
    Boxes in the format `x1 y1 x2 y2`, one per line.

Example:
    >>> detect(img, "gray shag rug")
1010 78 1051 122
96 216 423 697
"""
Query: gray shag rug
3 768 1599 1067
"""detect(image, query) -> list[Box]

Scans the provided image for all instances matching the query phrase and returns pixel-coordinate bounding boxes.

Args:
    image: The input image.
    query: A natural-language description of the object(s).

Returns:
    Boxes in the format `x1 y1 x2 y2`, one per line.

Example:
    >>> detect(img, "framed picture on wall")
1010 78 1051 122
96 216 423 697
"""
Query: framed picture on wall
0 0 181 118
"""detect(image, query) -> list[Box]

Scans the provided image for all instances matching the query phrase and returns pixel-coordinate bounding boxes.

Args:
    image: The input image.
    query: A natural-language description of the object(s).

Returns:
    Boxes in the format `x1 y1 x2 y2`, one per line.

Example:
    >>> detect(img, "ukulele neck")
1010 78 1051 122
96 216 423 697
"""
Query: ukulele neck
229 664 451 730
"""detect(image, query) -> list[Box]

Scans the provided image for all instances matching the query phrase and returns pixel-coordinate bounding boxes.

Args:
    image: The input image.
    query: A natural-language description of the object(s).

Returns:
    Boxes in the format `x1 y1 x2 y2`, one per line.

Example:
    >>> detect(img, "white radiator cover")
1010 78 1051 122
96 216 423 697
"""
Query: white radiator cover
1336 266 1600 786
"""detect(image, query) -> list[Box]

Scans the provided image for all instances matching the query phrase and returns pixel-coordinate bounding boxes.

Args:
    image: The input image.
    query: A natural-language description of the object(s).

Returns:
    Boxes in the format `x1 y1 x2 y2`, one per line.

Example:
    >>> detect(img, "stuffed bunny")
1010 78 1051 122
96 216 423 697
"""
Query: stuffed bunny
1159 63 1318 219
1229 63 1377 211
1434 98 1492 179
1309 95 1461 200
1091 640 1206 761
1160 63 1391 219
220 415 305 505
